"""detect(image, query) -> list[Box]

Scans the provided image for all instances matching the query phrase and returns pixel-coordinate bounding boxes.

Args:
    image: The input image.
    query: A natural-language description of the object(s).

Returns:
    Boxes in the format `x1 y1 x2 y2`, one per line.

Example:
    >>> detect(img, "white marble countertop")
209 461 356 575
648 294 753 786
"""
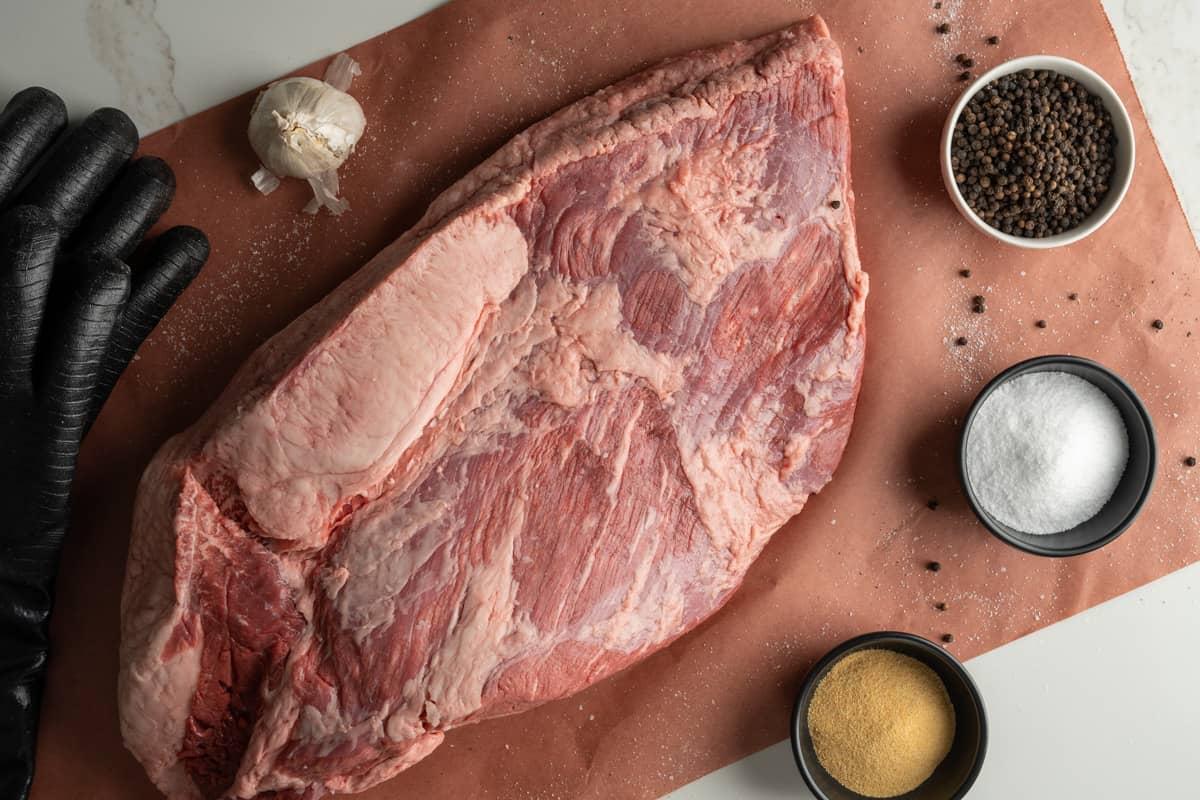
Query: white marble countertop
1 2 1197 798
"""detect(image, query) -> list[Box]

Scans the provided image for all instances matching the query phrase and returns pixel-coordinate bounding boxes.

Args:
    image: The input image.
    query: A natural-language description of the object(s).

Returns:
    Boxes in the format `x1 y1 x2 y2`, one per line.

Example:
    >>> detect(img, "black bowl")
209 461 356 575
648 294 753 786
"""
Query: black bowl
790 631 987 800
959 355 1156 557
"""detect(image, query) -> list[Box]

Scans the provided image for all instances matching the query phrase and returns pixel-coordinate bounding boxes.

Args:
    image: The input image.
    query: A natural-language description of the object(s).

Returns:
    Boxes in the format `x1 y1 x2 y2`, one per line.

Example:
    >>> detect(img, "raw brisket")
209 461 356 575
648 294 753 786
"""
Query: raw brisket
119 16 867 799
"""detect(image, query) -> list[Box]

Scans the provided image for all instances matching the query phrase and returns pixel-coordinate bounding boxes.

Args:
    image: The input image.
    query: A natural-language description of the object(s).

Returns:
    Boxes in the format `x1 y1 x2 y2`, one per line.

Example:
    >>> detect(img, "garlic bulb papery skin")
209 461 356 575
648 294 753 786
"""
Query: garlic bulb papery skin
248 76 366 179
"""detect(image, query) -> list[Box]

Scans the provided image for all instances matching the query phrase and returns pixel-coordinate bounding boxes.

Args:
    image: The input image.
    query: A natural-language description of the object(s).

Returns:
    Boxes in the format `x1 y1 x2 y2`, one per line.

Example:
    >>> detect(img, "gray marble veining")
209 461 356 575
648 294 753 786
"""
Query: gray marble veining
1106 0 1200 238
85 0 185 131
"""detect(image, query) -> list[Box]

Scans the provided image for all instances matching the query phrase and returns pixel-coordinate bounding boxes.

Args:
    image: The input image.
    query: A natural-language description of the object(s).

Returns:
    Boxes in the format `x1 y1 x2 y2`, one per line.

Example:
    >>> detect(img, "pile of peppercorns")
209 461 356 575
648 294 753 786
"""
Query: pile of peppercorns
950 69 1118 238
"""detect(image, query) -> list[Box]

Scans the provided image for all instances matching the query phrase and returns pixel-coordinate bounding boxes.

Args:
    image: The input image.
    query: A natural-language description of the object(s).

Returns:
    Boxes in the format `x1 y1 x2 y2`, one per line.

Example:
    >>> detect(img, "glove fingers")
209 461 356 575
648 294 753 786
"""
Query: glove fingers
0 207 58 388
91 225 208 420
72 156 175 261
15 107 137 237
37 253 129 457
0 87 67 208
0 539 55 800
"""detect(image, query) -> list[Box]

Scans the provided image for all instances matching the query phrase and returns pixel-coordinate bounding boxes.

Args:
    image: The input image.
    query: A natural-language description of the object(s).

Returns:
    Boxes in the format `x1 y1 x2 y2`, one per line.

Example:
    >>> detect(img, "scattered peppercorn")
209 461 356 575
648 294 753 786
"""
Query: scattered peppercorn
950 69 1117 238
1185 456 1197 467
955 336 968 346
926 561 942 572
1068 292 1079 300
830 199 842 209
927 499 940 510
941 633 955 644
959 268 972 278
957 71 972 82
857 45 865 54
1152 319 1165 330
986 35 1000 45
1036 319 1047 328
936 22 951 34
935 602 948 611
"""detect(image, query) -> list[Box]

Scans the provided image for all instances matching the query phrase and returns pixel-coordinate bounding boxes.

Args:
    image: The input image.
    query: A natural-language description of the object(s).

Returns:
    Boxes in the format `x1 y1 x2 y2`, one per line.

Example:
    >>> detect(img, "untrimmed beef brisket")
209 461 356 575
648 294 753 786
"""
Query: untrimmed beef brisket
119 16 867 799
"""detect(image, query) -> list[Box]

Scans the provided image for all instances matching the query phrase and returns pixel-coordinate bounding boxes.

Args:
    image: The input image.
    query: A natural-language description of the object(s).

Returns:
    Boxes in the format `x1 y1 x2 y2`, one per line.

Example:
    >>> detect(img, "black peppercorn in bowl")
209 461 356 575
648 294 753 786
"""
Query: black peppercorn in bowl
940 56 1135 249
959 355 1156 556
791 632 987 800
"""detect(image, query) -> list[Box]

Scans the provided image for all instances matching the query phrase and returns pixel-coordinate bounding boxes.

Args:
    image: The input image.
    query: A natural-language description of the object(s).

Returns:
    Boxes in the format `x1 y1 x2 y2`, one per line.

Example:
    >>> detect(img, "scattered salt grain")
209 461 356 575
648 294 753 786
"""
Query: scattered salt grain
965 371 1128 534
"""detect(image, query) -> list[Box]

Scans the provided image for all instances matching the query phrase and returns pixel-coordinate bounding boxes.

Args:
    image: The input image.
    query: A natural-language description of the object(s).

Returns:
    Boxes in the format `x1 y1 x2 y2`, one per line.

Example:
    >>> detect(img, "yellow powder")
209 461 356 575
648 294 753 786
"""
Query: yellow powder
806 649 955 798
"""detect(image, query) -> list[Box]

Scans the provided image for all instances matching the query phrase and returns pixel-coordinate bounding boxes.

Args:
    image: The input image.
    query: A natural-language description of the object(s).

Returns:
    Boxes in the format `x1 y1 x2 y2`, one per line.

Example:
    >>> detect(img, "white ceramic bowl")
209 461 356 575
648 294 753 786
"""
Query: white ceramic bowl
939 55 1135 249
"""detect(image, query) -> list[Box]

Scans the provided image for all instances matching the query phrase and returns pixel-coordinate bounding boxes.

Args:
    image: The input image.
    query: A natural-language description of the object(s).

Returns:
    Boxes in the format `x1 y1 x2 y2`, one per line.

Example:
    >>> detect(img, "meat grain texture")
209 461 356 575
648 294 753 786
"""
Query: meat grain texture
119 16 868 799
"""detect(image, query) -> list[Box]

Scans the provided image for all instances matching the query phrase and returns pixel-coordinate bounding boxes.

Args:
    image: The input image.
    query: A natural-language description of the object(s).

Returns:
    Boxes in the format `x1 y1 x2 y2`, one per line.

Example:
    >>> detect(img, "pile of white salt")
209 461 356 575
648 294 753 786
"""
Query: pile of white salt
965 371 1129 534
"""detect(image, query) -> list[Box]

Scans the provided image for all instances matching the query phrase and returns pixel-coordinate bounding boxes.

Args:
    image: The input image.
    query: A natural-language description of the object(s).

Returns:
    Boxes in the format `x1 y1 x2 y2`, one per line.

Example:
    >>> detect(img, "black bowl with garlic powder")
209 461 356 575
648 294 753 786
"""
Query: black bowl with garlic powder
790 631 987 800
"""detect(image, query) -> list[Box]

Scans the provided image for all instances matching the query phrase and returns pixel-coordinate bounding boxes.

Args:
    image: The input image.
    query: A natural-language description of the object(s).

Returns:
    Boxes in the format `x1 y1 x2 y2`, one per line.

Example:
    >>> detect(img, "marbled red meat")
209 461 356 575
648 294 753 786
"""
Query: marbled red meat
119 16 867 799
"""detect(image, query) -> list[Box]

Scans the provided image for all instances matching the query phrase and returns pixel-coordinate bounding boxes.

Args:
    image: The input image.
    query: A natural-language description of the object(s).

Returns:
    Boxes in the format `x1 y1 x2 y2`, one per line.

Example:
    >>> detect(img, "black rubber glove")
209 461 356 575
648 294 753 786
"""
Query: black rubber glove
0 87 210 799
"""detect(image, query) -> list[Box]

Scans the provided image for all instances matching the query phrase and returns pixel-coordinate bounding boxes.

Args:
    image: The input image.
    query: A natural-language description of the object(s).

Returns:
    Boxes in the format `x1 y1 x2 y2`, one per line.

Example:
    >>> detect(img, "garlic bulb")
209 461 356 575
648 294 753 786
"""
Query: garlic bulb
249 77 364 177
248 53 366 215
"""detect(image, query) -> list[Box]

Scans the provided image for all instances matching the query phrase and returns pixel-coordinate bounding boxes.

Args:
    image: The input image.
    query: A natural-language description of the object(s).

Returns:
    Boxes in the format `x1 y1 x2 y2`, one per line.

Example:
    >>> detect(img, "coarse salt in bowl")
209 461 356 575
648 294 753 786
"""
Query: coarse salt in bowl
939 55 1136 249
959 355 1156 557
